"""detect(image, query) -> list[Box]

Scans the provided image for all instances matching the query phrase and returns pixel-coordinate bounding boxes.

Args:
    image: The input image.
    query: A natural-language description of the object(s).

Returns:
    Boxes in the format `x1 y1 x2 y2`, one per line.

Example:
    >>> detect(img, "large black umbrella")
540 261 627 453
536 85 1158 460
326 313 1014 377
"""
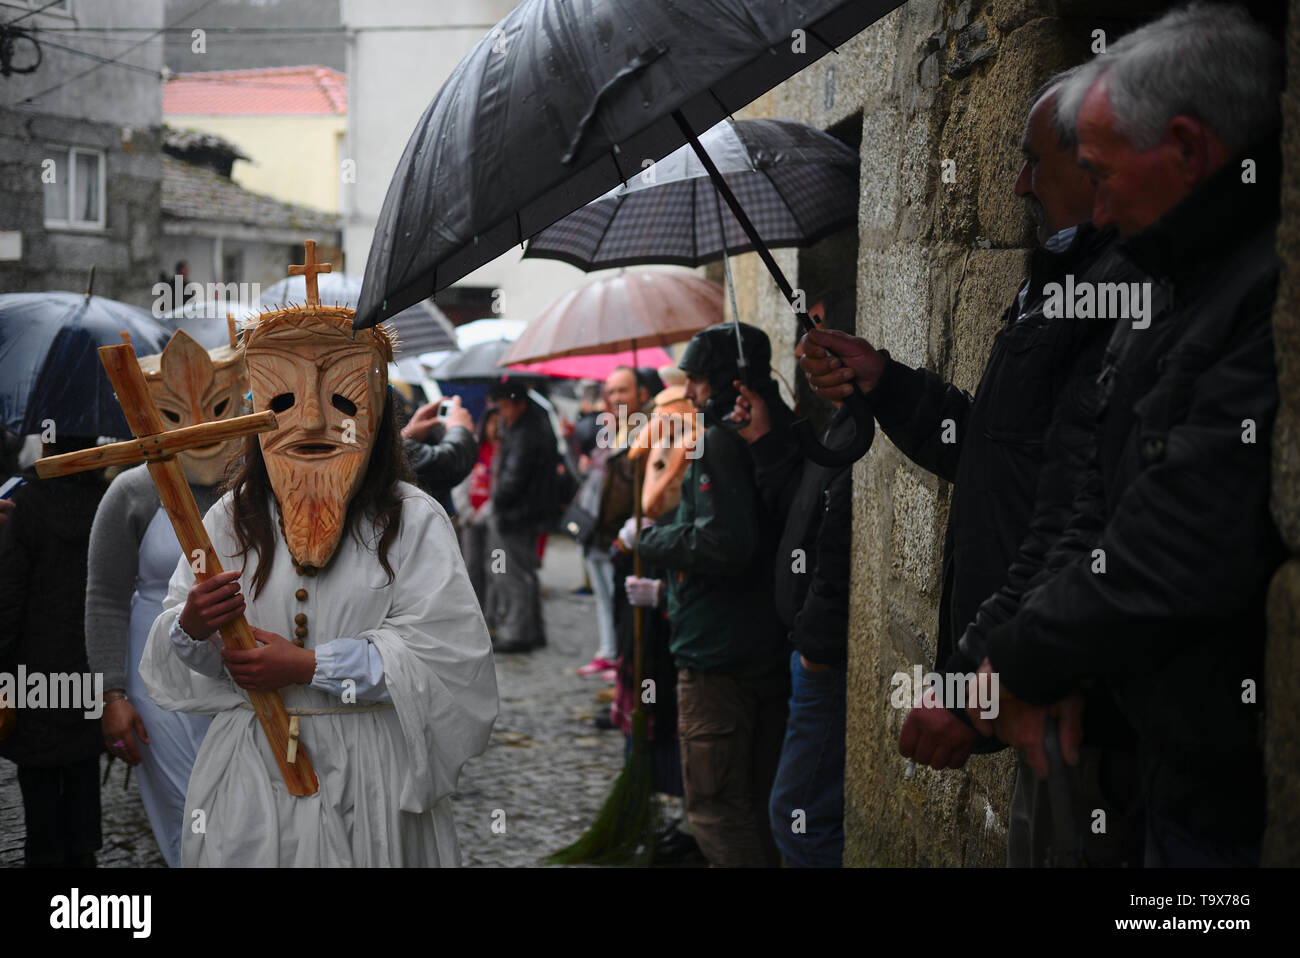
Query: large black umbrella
523 118 859 271
0 291 172 438
356 0 896 466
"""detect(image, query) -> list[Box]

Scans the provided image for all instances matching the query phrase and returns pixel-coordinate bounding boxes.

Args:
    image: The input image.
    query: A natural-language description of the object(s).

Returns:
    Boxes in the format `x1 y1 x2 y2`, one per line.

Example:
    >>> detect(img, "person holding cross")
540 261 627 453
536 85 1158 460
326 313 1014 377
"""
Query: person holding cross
138 244 499 867
85 326 247 868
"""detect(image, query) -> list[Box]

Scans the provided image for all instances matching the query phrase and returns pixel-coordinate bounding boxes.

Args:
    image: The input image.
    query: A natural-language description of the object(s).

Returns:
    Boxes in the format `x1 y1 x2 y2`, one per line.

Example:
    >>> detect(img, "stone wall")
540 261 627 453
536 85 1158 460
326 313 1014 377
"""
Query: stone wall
733 0 1300 866
0 111 161 308
1263 0 1300 868
0 0 164 307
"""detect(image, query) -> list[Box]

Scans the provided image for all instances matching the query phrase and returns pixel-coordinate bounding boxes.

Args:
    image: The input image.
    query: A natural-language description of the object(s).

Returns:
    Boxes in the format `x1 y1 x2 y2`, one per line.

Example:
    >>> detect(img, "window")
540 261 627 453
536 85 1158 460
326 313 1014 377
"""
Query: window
43 146 105 230
222 250 243 284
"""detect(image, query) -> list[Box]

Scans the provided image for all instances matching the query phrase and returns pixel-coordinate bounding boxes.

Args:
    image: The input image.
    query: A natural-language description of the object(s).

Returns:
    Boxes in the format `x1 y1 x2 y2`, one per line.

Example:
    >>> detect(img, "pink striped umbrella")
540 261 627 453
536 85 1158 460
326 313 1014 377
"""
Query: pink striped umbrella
498 270 722 365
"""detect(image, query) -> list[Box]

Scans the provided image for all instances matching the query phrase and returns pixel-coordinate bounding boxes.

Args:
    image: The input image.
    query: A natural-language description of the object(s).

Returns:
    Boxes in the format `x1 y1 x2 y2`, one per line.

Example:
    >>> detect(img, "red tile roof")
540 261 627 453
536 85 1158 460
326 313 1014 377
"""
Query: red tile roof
164 66 347 116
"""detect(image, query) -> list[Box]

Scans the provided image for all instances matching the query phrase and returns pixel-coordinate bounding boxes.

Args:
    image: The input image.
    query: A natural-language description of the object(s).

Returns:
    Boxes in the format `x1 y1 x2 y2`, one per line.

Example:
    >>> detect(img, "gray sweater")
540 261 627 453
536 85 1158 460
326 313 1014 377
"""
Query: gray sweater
84 464 219 692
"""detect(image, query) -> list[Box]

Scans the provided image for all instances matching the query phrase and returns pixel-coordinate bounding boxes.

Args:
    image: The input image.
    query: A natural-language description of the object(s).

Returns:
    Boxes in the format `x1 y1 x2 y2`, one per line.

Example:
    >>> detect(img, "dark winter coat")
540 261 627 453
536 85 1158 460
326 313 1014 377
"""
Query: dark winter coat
491 401 557 532
404 424 478 515
868 223 1146 681
749 405 856 667
984 140 1285 845
0 469 108 768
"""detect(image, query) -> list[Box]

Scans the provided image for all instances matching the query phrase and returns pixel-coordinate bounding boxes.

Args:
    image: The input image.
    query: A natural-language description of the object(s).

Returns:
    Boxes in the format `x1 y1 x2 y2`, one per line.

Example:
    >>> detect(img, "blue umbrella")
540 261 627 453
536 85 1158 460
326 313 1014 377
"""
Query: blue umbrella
0 291 172 438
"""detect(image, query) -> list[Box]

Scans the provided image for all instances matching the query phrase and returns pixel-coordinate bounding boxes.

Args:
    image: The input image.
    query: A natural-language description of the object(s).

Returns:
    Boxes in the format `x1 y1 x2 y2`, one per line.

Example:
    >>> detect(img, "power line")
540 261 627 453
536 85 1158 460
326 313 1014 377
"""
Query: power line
17 0 220 105
13 28 355 92
33 25 346 52
11 10 502 102
29 23 498 34
30 33 164 78
2 1 68 28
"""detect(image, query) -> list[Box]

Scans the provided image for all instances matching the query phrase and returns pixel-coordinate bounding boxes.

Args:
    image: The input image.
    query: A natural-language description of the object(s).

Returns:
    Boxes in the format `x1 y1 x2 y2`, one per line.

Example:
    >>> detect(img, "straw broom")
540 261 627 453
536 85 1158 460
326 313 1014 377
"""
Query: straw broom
546 453 657 866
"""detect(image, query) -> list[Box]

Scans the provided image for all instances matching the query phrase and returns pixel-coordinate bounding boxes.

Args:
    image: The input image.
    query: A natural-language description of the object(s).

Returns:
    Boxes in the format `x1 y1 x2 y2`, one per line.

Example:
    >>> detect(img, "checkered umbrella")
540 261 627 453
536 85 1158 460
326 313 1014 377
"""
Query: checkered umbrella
523 118 859 271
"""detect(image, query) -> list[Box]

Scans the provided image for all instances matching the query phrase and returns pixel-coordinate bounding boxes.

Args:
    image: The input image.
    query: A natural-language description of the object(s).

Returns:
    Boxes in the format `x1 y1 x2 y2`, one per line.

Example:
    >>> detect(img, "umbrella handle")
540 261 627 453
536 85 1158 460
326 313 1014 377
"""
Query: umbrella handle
1042 716 1085 866
673 111 875 468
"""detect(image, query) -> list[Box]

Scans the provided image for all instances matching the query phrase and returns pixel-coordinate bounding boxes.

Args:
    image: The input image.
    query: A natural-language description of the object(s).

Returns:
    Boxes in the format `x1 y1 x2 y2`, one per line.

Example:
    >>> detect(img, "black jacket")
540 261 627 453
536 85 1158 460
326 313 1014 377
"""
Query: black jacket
491 400 556 532
0 469 108 768
870 224 1143 681
750 406 855 667
985 141 1285 845
404 424 478 515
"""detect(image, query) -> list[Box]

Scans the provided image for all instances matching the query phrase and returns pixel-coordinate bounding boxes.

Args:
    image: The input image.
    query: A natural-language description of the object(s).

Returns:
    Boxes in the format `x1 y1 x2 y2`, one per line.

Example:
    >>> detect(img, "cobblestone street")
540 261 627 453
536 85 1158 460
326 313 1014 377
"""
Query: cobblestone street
0 537 629 868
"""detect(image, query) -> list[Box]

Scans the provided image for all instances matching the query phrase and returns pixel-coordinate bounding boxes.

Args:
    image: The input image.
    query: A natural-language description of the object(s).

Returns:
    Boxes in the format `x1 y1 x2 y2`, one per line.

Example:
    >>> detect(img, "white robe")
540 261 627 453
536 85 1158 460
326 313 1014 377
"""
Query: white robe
128 506 212 868
139 482 498 867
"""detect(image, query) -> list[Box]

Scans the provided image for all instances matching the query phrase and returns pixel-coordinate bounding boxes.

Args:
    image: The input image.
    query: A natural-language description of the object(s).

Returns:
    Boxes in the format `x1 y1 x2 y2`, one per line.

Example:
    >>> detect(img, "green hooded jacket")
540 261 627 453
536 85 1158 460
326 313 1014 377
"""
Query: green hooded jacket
636 422 789 678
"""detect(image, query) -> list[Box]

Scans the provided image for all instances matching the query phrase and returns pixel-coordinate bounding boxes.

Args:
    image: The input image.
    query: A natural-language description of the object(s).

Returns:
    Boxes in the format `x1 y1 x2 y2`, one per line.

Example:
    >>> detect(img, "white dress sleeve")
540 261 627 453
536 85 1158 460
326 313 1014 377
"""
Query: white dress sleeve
310 637 391 703
139 496 248 716
167 615 227 678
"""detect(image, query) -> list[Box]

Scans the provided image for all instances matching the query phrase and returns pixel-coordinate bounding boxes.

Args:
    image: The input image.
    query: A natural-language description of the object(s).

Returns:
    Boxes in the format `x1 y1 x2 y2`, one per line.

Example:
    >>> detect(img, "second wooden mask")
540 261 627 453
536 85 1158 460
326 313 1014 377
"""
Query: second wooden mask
139 329 247 487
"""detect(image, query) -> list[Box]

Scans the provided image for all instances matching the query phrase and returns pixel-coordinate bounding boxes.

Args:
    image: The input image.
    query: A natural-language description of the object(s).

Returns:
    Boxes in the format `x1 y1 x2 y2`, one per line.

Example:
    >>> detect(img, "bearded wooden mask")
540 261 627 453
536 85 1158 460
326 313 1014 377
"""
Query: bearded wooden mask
630 386 699 519
242 305 393 568
139 330 247 487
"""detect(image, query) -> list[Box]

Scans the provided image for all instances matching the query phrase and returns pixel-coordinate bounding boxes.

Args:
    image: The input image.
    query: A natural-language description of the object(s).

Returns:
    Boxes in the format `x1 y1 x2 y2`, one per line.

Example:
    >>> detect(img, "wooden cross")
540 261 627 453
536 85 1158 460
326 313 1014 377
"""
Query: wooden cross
288 240 332 307
36 343 319 796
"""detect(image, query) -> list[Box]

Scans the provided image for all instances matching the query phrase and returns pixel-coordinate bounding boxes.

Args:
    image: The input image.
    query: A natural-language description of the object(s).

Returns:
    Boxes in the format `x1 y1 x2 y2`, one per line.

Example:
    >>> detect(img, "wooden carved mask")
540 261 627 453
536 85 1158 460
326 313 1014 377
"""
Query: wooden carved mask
242 306 392 568
630 387 699 519
139 330 247 487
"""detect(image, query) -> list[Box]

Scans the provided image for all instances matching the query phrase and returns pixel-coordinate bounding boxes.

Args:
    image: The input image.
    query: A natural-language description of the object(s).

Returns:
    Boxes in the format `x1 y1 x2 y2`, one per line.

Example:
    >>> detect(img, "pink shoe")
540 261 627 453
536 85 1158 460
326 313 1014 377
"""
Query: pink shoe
600 668 618 683
577 657 616 676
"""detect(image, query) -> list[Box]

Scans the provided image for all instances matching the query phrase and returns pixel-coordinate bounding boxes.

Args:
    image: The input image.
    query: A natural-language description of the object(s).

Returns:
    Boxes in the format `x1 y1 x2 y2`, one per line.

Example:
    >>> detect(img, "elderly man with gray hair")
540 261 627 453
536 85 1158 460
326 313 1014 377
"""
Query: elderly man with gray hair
800 59 1153 865
968 2 1285 867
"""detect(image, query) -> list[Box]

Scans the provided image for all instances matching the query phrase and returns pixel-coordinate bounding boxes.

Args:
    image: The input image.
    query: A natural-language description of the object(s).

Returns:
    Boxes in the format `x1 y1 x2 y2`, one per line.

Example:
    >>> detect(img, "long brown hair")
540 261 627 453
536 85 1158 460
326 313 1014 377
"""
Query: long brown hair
224 388 415 597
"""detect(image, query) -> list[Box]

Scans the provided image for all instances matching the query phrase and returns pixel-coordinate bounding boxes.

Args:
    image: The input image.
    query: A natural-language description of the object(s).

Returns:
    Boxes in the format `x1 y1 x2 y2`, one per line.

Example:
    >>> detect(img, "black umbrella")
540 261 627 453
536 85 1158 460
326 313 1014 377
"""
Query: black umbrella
0 291 172 438
356 0 896 466
430 339 548 385
523 118 859 270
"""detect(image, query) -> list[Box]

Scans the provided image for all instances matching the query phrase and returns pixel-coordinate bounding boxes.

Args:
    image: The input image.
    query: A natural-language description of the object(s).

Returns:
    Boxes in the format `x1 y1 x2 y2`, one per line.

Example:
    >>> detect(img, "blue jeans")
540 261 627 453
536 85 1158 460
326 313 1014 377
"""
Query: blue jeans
768 650 845 867
1144 811 1260 867
583 548 618 661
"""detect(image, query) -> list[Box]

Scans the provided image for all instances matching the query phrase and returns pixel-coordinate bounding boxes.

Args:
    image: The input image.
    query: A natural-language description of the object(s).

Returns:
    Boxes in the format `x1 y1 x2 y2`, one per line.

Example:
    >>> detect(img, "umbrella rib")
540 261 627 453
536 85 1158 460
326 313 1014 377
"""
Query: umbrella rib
691 176 702 262
590 197 624 264
608 145 627 185
762 166 811 239
707 87 735 123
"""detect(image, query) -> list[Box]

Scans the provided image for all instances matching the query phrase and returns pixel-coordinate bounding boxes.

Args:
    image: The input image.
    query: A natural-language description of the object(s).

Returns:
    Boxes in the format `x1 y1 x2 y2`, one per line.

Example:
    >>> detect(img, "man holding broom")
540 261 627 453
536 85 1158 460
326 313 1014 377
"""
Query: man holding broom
626 323 793 867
